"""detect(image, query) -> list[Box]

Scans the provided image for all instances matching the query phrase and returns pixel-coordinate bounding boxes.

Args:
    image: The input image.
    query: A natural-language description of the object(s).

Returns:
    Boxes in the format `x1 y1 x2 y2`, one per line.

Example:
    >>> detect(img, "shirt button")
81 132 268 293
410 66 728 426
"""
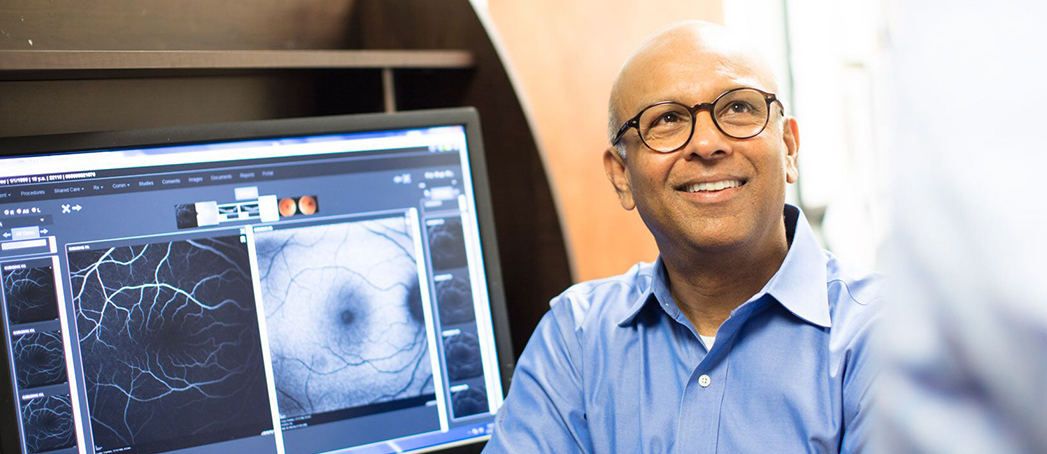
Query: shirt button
698 374 711 388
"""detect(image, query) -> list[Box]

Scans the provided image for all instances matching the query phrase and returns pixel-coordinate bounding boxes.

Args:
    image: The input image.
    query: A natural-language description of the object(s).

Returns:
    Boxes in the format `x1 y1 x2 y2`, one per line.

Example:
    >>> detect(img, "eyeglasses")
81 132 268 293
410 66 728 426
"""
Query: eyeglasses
611 87 782 153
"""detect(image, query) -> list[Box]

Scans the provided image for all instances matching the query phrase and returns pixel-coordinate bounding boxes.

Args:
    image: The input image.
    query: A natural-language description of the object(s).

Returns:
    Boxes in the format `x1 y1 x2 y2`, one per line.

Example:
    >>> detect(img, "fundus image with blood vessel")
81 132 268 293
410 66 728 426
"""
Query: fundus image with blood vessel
13 330 67 390
3 265 60 325
68 235 273 454
21 394 76 453
255 216 434 419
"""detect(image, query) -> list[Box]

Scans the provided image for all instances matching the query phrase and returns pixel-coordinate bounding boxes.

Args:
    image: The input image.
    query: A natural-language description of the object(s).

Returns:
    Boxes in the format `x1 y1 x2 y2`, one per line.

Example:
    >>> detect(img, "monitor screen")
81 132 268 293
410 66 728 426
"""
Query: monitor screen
0 108 512 454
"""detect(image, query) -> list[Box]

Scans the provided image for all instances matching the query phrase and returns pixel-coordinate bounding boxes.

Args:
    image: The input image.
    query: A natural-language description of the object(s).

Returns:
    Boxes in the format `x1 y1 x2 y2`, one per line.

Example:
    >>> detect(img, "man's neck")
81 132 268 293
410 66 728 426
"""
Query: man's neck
661 220 790 337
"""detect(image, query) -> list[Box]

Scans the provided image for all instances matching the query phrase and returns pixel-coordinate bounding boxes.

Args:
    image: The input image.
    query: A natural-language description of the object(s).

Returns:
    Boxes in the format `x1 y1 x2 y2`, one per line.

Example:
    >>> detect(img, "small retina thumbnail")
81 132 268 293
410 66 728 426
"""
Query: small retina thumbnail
278 196 319 217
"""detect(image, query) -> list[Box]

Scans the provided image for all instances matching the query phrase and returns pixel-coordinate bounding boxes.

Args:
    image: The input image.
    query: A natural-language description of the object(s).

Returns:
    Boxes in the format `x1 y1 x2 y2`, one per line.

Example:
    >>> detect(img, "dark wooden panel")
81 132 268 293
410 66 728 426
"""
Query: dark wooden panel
0 0 357 50
0 50 474 72
355 0 574 360
0 70 385 137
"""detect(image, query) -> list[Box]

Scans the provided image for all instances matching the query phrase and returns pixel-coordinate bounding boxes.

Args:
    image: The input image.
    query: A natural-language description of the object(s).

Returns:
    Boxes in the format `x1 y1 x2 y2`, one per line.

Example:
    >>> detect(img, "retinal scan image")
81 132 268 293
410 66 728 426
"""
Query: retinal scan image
443 328 483 382
255 216 435 420
68 236 273 454
3 265 60 325
451 382 488 419
174 203 198 229
427 218 468 270
435 273 475 326
21 394 76 454
13 330 67 390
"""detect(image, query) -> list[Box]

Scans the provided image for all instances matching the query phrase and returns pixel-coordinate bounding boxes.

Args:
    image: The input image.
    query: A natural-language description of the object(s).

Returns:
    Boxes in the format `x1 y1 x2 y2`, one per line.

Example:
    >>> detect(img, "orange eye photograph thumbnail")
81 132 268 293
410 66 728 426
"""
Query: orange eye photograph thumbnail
297 196 318 215
278 197 297 217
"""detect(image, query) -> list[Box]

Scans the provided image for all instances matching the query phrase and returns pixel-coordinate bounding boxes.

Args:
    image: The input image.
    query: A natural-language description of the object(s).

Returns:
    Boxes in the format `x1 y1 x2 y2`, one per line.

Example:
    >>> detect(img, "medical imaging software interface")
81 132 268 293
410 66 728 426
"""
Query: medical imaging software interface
0 125 505 454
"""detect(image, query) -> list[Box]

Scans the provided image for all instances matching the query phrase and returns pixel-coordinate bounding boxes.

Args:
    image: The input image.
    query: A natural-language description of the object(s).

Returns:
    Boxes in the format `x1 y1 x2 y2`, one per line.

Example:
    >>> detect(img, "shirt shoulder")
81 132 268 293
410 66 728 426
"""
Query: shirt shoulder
548 261 657 333
823 252 883 420
824 251 884 330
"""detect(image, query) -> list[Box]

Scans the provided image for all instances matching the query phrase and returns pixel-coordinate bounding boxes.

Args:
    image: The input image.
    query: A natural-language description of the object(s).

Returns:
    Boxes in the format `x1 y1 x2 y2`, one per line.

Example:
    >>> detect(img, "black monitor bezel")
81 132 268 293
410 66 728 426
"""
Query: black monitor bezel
0 108 515 454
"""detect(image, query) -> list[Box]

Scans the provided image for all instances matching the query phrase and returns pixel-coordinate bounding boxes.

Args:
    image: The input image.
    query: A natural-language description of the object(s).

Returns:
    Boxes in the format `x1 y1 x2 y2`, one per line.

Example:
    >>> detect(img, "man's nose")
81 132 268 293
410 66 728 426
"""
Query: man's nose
684 112 731 160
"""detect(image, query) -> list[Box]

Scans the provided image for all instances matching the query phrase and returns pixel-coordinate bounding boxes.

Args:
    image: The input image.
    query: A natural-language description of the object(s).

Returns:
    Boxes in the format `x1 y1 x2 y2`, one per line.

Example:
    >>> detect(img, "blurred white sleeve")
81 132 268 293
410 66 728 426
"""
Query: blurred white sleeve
881 1 1047 452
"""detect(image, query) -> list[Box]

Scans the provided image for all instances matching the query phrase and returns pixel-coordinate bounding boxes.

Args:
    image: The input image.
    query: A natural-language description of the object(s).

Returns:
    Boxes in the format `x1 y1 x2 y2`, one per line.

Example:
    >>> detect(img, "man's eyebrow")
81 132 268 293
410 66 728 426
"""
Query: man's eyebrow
631 84 767 110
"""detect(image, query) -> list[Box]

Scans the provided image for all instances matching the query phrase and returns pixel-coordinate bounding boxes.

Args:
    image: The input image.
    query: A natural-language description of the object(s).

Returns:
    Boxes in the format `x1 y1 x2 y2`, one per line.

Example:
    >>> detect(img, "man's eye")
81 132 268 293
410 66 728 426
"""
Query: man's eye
650 112 683 127
724 101 754 114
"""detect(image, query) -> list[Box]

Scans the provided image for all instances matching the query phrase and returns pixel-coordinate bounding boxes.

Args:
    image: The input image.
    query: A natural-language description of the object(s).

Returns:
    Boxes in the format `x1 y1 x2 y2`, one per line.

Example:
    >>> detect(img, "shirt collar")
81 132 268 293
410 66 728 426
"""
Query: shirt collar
617 204 830 328
616 258 669 327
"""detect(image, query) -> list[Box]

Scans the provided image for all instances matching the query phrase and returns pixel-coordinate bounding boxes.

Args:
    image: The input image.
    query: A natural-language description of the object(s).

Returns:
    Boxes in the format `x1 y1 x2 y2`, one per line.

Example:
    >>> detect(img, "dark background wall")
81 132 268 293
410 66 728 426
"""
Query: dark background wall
0 6 573 454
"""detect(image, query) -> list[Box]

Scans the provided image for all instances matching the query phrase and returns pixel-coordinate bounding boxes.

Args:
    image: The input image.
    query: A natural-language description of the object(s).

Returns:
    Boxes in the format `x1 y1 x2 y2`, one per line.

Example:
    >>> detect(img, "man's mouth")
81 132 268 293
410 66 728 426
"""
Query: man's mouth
680 179 746 193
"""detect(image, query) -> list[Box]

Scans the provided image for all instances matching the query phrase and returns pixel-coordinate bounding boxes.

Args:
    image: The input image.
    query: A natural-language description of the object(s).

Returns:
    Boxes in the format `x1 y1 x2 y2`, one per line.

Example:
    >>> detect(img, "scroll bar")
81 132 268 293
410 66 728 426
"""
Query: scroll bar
408 208 449 431
457 195 504 413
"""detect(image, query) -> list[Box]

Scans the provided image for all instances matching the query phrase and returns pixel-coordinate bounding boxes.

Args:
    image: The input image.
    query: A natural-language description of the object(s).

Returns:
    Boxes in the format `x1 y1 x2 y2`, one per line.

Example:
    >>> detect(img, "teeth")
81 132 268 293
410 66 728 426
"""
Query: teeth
685 180 742 192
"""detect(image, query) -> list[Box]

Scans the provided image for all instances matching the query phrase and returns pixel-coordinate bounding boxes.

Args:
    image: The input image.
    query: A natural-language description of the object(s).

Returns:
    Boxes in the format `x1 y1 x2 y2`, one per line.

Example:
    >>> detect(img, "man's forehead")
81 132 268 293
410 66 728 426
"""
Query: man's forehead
612 22 778 116
625 63 771 107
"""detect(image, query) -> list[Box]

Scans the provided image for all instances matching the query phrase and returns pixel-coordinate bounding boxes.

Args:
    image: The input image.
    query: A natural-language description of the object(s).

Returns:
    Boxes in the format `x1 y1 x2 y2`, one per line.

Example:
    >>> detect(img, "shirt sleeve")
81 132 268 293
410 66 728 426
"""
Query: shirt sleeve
482 299 592 454
838 307 879 454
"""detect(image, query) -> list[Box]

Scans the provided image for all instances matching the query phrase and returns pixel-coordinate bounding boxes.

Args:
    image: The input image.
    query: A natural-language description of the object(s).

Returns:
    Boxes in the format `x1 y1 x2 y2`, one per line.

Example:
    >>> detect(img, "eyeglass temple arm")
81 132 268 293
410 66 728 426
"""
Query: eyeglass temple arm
612 118 639 145
767 94 786 115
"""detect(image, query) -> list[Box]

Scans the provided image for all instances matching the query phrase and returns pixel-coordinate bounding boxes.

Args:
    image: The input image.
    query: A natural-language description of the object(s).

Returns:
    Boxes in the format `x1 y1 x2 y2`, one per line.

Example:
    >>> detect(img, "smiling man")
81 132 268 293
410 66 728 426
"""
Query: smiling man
483 21 882 453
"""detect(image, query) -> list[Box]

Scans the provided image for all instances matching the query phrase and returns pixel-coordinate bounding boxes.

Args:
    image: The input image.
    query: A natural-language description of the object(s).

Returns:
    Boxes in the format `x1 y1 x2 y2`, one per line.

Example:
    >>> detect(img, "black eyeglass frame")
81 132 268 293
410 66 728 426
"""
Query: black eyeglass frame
611 87 783 153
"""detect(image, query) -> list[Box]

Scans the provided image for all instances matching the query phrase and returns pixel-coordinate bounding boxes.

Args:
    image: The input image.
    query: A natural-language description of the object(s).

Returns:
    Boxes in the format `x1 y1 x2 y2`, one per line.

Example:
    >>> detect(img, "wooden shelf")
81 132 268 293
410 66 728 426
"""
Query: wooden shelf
0 49 474 74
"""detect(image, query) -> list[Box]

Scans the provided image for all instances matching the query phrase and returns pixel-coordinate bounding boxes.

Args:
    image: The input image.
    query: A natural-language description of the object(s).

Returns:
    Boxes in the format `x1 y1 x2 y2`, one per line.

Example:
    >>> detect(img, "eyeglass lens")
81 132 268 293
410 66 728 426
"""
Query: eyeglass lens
637 88 770 151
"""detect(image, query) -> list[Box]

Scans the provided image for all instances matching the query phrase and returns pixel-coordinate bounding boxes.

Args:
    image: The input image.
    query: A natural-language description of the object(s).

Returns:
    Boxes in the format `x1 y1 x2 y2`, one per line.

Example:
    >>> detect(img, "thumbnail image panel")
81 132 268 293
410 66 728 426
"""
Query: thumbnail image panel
443 326 483 382
21 394 76 454
434 272 475 326
427 218 468 271
277 195 320 218
68 235 272 454
451 382 487 419
13 330 67 389
255 216 434 419
174 203 199 229
3 265 60 325
446 326 485 382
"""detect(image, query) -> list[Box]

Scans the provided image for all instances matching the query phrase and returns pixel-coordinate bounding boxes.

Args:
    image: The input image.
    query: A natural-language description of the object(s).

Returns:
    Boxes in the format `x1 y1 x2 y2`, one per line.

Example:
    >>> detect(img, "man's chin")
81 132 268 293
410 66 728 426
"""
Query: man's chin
687 234 752 254
663 226 755 257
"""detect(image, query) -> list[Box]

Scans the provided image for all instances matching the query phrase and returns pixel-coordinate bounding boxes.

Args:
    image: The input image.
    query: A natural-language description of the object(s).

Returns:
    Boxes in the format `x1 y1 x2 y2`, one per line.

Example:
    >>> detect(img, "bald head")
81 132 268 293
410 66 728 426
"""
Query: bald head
608 21 781 157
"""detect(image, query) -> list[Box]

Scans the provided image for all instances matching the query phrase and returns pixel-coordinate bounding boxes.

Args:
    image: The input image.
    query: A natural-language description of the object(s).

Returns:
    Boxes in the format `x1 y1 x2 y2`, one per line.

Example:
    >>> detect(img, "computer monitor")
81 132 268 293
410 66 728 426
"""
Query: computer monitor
0 108 514 454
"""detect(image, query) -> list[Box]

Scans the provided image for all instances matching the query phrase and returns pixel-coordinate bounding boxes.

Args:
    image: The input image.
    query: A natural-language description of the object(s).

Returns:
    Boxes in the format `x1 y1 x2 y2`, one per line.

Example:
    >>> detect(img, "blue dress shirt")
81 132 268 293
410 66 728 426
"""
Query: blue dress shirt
484 205 882 453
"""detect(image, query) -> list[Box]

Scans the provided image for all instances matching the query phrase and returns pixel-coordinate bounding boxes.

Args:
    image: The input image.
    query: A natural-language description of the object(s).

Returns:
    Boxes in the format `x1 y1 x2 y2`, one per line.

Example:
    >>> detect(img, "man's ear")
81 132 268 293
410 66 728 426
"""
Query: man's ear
603 148 636 211
782 117 800 184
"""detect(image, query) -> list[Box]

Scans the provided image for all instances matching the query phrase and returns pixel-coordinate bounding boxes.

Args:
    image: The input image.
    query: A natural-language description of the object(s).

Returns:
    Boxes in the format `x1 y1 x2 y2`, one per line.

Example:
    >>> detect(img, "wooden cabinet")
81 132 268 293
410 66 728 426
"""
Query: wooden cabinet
0 0 569 377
